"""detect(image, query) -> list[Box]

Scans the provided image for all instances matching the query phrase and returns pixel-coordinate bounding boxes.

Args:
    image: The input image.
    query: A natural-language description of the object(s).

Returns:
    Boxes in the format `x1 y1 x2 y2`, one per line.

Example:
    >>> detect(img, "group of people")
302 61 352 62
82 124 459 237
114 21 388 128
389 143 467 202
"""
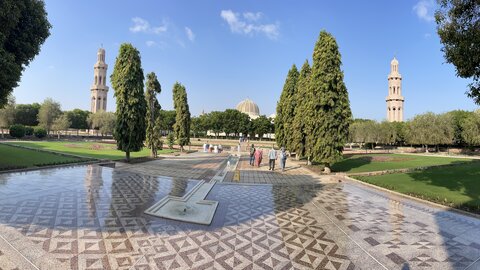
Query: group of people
249 144 288 172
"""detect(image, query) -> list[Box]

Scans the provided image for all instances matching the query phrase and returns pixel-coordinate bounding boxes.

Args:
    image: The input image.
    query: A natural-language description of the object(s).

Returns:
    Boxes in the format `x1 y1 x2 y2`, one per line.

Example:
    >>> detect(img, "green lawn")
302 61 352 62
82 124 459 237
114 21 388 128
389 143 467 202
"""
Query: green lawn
6 141 175 160
331 153 472 173
354 161 480 213
0 143 84 170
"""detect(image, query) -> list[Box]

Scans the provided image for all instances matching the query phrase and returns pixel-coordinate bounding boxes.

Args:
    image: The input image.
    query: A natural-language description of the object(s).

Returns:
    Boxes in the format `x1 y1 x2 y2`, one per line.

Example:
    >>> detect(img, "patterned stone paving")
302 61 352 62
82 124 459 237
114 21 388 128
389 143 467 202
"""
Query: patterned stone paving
0 153 479 269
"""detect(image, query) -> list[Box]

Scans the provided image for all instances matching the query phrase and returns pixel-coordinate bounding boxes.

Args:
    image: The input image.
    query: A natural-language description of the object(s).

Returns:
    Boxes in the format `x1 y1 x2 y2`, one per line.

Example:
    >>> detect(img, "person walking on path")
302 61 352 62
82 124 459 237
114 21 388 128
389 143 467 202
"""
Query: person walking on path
268 146 277 171
279 147 287 172
249 144 256 166
255 148 263 167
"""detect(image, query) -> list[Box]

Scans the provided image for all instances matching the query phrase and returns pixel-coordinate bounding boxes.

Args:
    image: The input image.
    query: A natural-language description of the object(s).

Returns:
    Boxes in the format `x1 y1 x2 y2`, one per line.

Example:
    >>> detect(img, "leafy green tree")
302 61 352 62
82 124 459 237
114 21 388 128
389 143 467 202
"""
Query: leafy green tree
406 112 454 151
461 110 480 146
9 124 25 138
0 95 16 138
436 0 480 104
0 0 51 107
167 132 175 149
292 60 311 158
237 112 251 138
208 111 224 138
275 65 299 149
51 114 71 139
447 110 474 146
110 43 146 161
65 109 90 131
15 103 40 126
88 111 115 136
172 82 191 151
37 98 61 134
160 110 176 134
305 31 352 171
145 72 163 157
252 115 272 141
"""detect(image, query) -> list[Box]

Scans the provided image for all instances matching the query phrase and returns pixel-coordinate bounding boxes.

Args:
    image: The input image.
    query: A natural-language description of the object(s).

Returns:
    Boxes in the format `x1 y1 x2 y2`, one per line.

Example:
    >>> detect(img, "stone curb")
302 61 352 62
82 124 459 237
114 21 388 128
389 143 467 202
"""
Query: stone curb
336 174 480 220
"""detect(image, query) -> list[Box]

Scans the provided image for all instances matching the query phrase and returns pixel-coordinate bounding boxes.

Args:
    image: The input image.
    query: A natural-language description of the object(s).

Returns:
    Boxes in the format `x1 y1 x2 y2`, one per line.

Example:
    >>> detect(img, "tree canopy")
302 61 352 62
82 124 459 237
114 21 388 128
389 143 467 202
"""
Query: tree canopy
436 0 480 104
275 65 299 149
0 0 51 107
110 43 146 161
145 72 163 157
292 60 311 158
172 82 191 151
37 98 61 133
305 31 352 170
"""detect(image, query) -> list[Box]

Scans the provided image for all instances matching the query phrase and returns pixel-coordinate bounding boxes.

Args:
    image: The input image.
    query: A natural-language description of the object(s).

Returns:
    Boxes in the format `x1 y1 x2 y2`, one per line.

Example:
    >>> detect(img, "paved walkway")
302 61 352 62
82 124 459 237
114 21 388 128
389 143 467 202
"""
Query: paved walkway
0 153 479 269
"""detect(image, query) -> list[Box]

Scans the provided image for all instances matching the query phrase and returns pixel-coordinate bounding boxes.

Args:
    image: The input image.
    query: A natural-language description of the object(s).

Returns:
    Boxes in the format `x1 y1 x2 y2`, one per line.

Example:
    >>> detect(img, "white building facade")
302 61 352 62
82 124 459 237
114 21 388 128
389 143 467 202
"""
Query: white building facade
386 57 405 122
90 48 109 113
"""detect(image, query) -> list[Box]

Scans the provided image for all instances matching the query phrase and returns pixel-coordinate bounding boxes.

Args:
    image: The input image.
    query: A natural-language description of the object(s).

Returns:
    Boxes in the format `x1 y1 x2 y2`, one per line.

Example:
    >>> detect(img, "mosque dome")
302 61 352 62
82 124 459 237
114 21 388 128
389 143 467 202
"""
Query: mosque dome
236 99 260 119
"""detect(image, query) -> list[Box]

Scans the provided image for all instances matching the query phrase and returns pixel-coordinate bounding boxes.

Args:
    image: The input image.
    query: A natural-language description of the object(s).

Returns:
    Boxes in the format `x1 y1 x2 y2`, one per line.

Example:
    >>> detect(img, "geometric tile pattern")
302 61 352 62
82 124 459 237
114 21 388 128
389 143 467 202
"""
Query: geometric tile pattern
0 154 479 269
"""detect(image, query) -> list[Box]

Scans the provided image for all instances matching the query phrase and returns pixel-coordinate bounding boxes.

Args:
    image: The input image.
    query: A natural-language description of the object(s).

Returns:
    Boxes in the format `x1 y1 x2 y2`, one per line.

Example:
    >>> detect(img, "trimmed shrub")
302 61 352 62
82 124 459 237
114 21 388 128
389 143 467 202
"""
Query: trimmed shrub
25 126 34 136
9 124 26 138
34 127 47 139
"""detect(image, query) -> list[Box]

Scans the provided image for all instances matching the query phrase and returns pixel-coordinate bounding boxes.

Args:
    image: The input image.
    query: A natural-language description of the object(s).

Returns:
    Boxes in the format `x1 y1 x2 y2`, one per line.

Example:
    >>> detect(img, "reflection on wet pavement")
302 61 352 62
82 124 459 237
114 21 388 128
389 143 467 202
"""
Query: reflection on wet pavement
0 154 478 269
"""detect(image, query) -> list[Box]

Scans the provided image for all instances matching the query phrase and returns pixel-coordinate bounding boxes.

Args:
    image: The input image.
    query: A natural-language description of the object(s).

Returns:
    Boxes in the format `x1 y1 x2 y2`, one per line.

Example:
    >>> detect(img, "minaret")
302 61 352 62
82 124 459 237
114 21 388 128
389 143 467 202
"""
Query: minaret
90 48 109 113
386 57 404 122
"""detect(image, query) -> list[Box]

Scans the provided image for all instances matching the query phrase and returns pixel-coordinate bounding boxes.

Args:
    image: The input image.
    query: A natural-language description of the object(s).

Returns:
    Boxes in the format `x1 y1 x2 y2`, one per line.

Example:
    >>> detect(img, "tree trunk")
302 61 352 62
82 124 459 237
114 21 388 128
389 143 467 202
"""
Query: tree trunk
126 151 130 162
57 132 60 140
1 128 4 138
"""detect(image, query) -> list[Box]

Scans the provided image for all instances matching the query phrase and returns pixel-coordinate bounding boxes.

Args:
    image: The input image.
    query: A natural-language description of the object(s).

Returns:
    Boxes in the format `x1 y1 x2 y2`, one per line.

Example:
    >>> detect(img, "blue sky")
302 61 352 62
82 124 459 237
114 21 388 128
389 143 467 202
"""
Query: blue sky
12 0 478 120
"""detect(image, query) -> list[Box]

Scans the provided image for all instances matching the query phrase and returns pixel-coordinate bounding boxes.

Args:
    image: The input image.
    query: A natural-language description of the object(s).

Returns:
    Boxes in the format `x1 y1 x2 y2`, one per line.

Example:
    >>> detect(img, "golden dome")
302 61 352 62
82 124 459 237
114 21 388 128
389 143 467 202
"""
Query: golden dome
236 99 260 119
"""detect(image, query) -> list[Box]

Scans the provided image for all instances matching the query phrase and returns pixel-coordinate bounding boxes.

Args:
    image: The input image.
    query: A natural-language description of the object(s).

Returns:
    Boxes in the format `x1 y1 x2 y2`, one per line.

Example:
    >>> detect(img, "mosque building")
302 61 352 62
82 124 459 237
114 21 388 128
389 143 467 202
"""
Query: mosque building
386 57 405 122
236 98 260 119
90 48 109 113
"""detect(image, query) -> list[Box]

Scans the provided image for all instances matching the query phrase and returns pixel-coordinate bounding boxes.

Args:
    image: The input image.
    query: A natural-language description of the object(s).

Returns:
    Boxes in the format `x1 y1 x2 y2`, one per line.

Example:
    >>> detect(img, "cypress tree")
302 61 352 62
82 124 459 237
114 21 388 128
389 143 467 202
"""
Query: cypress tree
173 82 191 152
145 72 162 158
275 64 299 150
305 31 352 172
110 43 146 162
292 60 311 159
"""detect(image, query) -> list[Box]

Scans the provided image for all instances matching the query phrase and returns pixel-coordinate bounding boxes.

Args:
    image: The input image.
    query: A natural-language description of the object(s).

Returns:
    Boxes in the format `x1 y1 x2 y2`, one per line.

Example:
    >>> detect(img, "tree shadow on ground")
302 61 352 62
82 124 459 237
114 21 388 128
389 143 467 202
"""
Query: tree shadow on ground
405 160 480 213
330 155 373 172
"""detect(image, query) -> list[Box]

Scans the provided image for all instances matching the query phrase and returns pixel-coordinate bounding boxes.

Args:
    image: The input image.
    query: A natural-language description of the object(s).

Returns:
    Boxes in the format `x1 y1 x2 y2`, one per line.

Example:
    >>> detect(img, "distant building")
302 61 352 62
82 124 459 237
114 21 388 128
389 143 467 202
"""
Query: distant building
90 48 109 113
236 98 260 119
386 57 404 122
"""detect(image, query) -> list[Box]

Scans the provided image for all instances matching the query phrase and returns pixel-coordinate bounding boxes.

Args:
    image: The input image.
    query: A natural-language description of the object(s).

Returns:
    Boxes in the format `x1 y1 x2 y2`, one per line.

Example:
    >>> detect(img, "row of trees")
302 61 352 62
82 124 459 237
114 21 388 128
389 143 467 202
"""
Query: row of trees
276 31 352 172
190 110 274 140
0 96 116 137
110 43 192 160
350 110 480 150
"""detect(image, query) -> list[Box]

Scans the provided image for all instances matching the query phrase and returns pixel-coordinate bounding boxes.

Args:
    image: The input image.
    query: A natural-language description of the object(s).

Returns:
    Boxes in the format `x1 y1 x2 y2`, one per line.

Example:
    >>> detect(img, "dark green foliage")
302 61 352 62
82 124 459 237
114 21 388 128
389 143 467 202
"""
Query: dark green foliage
145 72 163 157
0 0 51 107
159 110 176 133
436 0 480 104
305 31 352 168
24 126 34 136
222 109 251 137
275 65 299 149
37 98 61 133
66 109 90 130
110 43 146 161
292 60 311 158
9 124 25 138
207 111 224 137
447 110 474 145
15 103 40 126
172 82 191 151
33 127 46 138
167 133 175 150
252 115 273 140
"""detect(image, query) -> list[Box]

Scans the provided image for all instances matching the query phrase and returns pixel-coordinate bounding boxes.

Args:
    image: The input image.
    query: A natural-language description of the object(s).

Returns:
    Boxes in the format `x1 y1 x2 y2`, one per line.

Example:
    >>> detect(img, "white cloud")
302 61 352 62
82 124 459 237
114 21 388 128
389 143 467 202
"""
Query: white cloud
413 0 435 22
146 40 156 47
129 17 168 34
220 10 279 40
185 27 195 42
424 33 432 39
243 12 262 21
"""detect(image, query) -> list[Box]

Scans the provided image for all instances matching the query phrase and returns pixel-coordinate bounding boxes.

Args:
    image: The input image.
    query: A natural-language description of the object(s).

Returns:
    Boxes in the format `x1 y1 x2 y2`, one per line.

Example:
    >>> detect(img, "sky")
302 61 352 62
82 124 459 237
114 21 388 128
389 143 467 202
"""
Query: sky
12 0 479 121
